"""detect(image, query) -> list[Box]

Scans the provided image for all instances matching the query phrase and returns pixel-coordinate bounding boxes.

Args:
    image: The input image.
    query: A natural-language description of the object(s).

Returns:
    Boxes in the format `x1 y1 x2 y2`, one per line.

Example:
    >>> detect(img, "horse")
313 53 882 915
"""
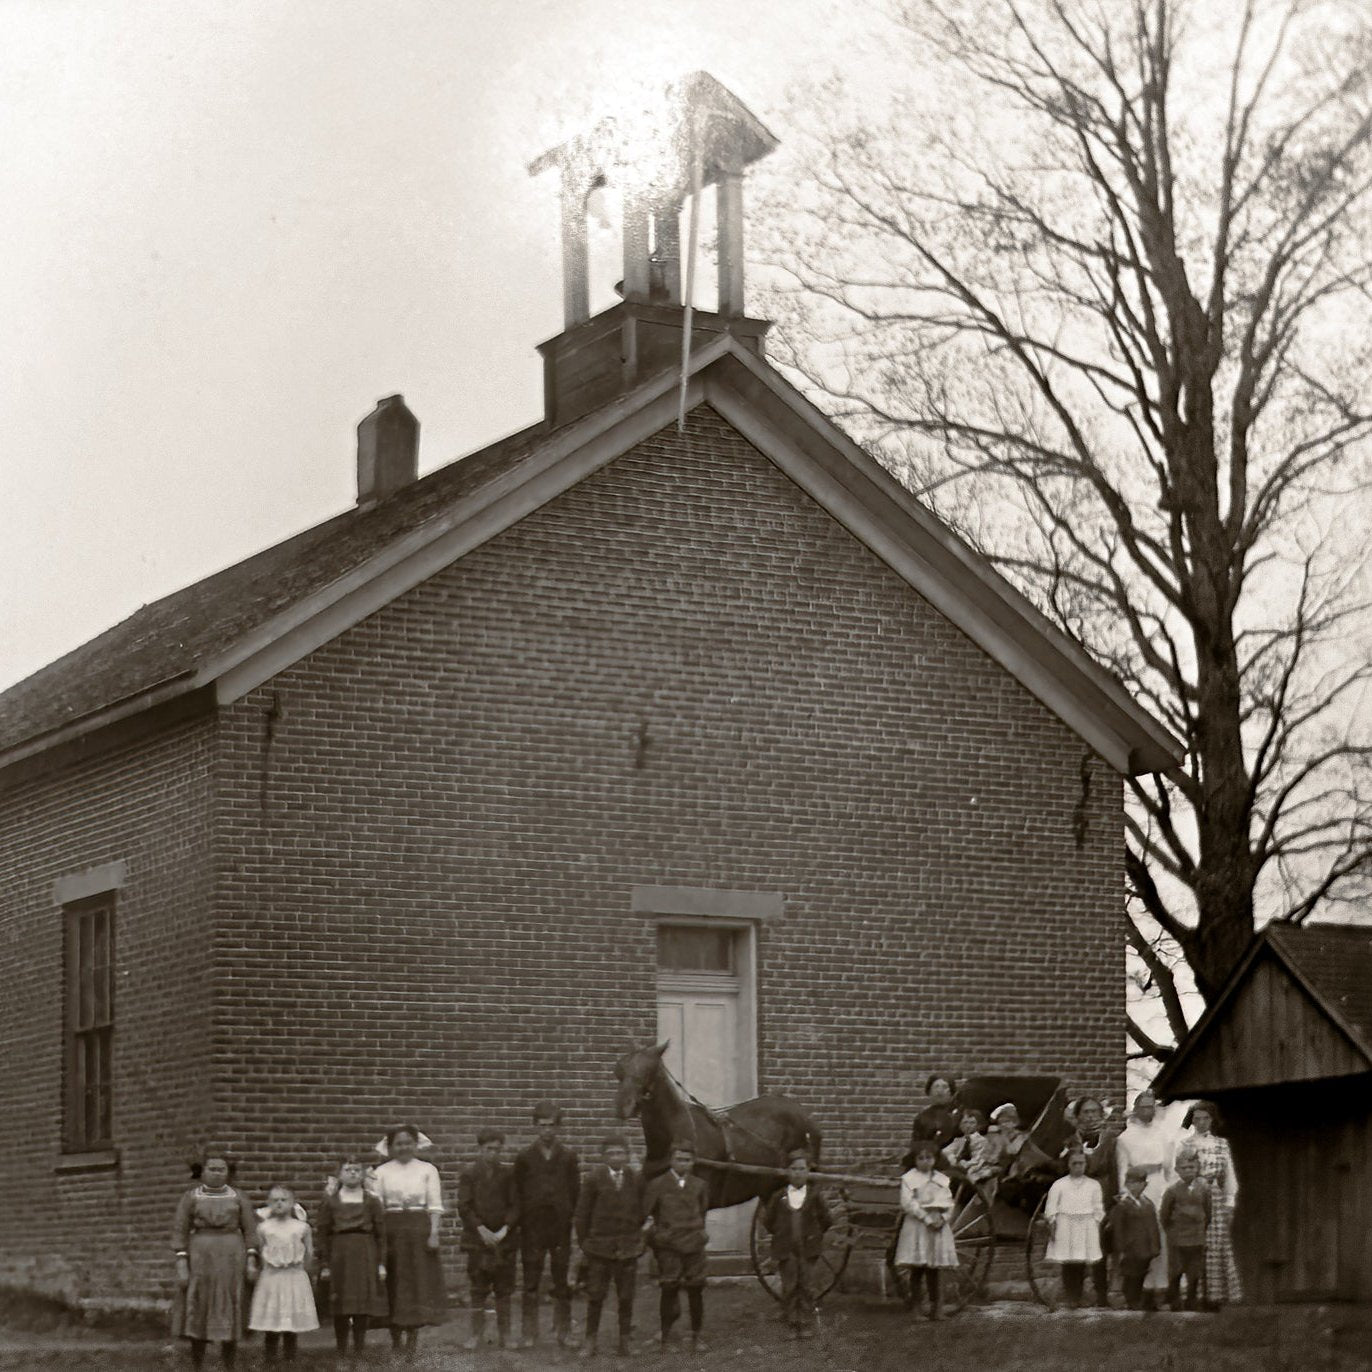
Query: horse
613 1041 822 1208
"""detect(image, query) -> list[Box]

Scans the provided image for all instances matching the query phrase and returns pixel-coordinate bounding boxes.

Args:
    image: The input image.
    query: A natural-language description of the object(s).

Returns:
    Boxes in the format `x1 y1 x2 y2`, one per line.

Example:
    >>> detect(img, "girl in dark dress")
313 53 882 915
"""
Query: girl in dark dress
317 1157 389 1359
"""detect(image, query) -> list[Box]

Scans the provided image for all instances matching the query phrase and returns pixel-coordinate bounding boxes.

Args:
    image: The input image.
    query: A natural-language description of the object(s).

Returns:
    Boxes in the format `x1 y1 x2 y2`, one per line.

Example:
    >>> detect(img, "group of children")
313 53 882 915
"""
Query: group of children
904 1081 1242 1315
1043 1143 1214 1311
170 1090 1238 1365
171 1124 445 1367
169 1103 840 1367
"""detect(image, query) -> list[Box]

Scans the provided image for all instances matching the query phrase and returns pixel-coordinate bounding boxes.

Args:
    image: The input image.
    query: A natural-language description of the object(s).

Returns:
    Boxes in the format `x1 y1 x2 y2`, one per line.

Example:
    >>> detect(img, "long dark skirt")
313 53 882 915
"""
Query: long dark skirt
384 1211 446 1328
171 1231 247 1342
329 1230 390 1318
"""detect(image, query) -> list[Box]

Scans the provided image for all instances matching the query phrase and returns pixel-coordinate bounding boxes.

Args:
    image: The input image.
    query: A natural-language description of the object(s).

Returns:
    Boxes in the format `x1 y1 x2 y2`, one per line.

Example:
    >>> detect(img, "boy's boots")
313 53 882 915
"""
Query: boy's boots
659 1288 679 1348
521 1294 541 1348
464 1307 486 1351
579 1301 602 1359
1092 1259 1110 1307
554 1296 573 1347
496 1296 513 1348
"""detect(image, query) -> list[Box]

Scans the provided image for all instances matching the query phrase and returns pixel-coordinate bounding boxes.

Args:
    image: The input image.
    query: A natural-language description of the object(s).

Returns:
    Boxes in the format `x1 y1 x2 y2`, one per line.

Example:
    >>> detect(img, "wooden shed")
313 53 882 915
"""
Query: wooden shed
1154 922 1372 1303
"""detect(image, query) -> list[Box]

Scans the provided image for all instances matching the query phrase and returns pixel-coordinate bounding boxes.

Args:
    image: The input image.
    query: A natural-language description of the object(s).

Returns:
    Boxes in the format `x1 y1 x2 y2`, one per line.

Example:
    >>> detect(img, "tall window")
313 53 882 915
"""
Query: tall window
64 894 115 1151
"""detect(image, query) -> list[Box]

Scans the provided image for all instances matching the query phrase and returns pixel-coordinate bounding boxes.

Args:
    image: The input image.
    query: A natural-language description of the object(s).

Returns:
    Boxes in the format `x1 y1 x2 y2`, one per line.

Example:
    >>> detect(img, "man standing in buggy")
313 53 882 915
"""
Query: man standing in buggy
909 1075 960 1152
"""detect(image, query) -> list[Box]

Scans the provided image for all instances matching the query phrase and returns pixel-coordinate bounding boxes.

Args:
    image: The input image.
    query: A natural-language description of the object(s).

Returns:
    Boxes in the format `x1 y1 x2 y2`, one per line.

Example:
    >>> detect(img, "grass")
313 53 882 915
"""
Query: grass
2 1284 1369 1370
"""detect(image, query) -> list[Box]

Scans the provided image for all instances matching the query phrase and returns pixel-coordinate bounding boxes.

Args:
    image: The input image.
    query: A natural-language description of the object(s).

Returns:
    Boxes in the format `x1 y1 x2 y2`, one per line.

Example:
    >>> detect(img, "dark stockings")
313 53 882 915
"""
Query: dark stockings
333 1314 370 1352
389 1326 420 1360
659 1287 679 1337
686 1287 704 1334
1061 1263 1087 1307
262 1331 297 1361
188 1339 235 1367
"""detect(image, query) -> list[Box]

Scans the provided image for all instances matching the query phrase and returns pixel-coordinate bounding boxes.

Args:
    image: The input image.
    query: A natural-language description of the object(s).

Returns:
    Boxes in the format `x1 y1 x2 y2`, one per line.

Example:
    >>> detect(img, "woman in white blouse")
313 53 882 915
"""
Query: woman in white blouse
373 1124 446 1360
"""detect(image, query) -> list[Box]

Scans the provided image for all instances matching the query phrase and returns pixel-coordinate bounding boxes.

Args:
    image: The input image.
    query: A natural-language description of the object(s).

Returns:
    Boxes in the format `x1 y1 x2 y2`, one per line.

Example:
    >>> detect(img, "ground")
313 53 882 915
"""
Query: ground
3 1284 1370 1371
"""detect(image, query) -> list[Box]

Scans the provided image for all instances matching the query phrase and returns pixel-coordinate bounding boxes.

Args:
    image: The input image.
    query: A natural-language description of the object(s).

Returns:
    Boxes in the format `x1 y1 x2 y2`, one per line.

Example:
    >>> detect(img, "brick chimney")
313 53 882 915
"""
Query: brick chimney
529 73 776 430
356 395 418 506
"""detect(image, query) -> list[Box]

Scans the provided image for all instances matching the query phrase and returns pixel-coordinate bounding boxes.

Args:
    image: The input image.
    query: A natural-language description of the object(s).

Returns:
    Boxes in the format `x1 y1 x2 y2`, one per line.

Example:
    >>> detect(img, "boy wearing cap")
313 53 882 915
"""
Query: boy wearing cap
1103 1165 1162 1310
760 1150 833 1339
575 1134 646 1358
459 1129 521 1349
643 1141 711 1351
514 1102 580 1348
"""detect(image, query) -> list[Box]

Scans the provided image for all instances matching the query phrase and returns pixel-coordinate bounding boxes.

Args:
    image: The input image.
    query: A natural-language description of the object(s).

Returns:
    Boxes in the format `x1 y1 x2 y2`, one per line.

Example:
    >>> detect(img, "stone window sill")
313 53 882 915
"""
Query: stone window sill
55 1148 120 1174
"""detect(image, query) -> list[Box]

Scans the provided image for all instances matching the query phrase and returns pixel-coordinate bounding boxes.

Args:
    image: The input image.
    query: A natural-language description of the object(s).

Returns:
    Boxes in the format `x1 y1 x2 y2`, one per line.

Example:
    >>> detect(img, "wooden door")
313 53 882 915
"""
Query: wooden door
656 924 756 1258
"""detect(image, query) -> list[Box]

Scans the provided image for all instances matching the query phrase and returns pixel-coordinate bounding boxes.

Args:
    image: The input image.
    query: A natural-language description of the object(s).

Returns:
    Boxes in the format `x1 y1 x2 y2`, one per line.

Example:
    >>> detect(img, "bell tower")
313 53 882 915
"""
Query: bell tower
529 72 777 429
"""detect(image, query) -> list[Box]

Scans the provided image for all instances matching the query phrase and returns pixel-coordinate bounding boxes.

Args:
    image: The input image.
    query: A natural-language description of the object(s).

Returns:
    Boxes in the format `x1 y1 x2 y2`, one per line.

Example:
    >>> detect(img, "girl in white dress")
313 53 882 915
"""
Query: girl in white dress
248 1185 320 1360
894 1141 958 1320
1044 1147 1106 1308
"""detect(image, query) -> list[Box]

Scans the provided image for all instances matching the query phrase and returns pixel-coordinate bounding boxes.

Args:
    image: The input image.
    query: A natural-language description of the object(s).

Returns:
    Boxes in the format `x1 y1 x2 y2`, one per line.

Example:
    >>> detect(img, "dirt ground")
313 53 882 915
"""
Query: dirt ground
3 1284 1370 1372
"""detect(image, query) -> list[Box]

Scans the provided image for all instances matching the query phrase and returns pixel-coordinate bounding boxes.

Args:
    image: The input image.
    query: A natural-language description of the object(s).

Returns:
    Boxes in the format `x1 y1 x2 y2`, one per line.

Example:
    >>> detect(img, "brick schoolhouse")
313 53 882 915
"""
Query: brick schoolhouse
0 75 1182 1303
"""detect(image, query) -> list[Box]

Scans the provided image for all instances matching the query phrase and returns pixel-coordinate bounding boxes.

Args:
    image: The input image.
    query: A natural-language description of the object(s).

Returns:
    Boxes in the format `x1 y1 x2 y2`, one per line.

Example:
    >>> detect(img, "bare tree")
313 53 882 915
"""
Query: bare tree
761 0 1372 1054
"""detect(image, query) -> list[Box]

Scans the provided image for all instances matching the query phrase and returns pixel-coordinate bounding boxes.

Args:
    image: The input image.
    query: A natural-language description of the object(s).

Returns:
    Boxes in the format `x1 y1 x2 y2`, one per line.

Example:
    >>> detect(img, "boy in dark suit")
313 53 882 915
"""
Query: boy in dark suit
1160 1149 1211 1311
643 1141 711 1351
458 1128 521 1349
575 1134 645 1358
761 1149 833 1339
1103 1164 1162 1310
514 1101 580 1348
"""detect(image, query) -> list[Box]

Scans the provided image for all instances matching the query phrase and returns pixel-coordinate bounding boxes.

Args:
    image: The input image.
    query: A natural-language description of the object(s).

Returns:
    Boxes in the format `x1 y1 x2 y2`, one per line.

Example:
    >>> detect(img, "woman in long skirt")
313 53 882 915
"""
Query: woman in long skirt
373 1124 447 1361
171 1153 260 1367
1183 1101 1243 1307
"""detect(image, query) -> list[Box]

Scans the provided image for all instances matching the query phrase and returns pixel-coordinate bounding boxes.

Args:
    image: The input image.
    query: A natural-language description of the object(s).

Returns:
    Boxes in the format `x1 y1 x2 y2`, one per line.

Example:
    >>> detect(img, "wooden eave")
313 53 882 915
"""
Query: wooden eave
1154 930 1372 1098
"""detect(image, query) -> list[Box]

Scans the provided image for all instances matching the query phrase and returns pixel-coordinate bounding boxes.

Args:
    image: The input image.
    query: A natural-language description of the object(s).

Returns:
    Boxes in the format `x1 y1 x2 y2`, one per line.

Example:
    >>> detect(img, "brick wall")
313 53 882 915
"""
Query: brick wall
210 405 1123 1228
0 718 215 1300
0 405 1126 1302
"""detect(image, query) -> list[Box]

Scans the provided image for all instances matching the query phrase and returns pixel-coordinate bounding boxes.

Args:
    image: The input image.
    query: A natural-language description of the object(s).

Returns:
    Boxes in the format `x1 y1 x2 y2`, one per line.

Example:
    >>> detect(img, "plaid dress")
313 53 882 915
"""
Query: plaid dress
1188 1132 1242 1303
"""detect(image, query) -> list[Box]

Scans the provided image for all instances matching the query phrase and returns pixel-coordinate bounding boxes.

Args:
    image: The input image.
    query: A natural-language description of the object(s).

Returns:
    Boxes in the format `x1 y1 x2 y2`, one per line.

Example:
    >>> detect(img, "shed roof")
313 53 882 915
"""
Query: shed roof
1154 921 1372 1098
0 337 1185 779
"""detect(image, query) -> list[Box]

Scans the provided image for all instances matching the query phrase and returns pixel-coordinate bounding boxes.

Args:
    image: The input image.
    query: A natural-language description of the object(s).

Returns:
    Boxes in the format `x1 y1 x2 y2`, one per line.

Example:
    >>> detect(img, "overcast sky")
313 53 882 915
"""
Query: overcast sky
0 0 902 690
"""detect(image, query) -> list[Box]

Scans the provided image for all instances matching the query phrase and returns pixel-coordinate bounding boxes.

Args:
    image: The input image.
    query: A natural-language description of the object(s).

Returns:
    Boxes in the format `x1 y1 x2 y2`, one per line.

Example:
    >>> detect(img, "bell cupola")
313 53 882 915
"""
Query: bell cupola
529 72 777 429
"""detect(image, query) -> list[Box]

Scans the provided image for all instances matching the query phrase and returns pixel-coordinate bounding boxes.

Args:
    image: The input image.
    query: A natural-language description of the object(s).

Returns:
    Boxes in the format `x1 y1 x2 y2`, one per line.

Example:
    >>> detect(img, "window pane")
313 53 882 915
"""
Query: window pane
656 925 735 973
92 908 111 1025
97 1030 113 1143
78 913 94 1030
77 1037 96 1146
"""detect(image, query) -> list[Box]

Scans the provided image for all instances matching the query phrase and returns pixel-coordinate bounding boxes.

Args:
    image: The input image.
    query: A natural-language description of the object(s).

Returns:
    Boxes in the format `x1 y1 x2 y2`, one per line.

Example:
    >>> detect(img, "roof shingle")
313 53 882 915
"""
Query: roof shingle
1267 921 1372 1061
0 420 545 756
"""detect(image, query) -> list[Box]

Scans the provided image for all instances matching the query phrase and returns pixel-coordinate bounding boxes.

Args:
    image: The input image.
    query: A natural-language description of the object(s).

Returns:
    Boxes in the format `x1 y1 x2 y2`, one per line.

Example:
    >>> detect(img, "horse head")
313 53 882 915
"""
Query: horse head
613 1040 669 1120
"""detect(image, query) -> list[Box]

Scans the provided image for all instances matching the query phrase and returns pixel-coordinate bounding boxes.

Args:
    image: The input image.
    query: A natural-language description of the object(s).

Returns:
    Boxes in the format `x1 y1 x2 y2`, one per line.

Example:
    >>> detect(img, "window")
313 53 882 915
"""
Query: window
64 894 115 1152
656 923 737 974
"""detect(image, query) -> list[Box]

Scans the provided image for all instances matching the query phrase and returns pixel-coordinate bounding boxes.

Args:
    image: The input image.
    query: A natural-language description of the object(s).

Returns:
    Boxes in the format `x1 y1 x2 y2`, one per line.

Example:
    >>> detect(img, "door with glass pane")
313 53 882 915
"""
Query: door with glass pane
655 923 756 1256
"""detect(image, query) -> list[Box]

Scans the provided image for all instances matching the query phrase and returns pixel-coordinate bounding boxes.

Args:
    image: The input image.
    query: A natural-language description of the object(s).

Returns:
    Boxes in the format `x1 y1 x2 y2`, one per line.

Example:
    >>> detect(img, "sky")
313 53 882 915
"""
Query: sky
0 0 898 691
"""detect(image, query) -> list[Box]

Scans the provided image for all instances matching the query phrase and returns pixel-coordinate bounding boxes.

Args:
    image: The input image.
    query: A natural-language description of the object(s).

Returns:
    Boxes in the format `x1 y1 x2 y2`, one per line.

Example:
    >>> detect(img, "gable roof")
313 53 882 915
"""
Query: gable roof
1153 921 1372 1097
0 335 1185 777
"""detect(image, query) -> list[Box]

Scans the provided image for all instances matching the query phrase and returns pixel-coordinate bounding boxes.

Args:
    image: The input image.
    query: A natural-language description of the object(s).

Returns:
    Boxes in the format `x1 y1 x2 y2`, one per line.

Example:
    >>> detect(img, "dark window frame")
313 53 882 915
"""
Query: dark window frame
63 893 116 1153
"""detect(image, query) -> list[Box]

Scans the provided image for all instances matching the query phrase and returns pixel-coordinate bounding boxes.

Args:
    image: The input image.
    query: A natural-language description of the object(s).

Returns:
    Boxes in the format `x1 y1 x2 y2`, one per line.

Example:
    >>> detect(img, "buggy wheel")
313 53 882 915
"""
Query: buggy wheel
885 1185 994 1315
750 1187 853 1303
1026 1193 1060 1309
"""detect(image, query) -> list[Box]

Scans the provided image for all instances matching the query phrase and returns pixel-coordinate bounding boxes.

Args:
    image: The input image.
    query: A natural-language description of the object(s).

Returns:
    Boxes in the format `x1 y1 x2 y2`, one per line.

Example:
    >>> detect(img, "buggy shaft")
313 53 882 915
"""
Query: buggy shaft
692 1157 899 1188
